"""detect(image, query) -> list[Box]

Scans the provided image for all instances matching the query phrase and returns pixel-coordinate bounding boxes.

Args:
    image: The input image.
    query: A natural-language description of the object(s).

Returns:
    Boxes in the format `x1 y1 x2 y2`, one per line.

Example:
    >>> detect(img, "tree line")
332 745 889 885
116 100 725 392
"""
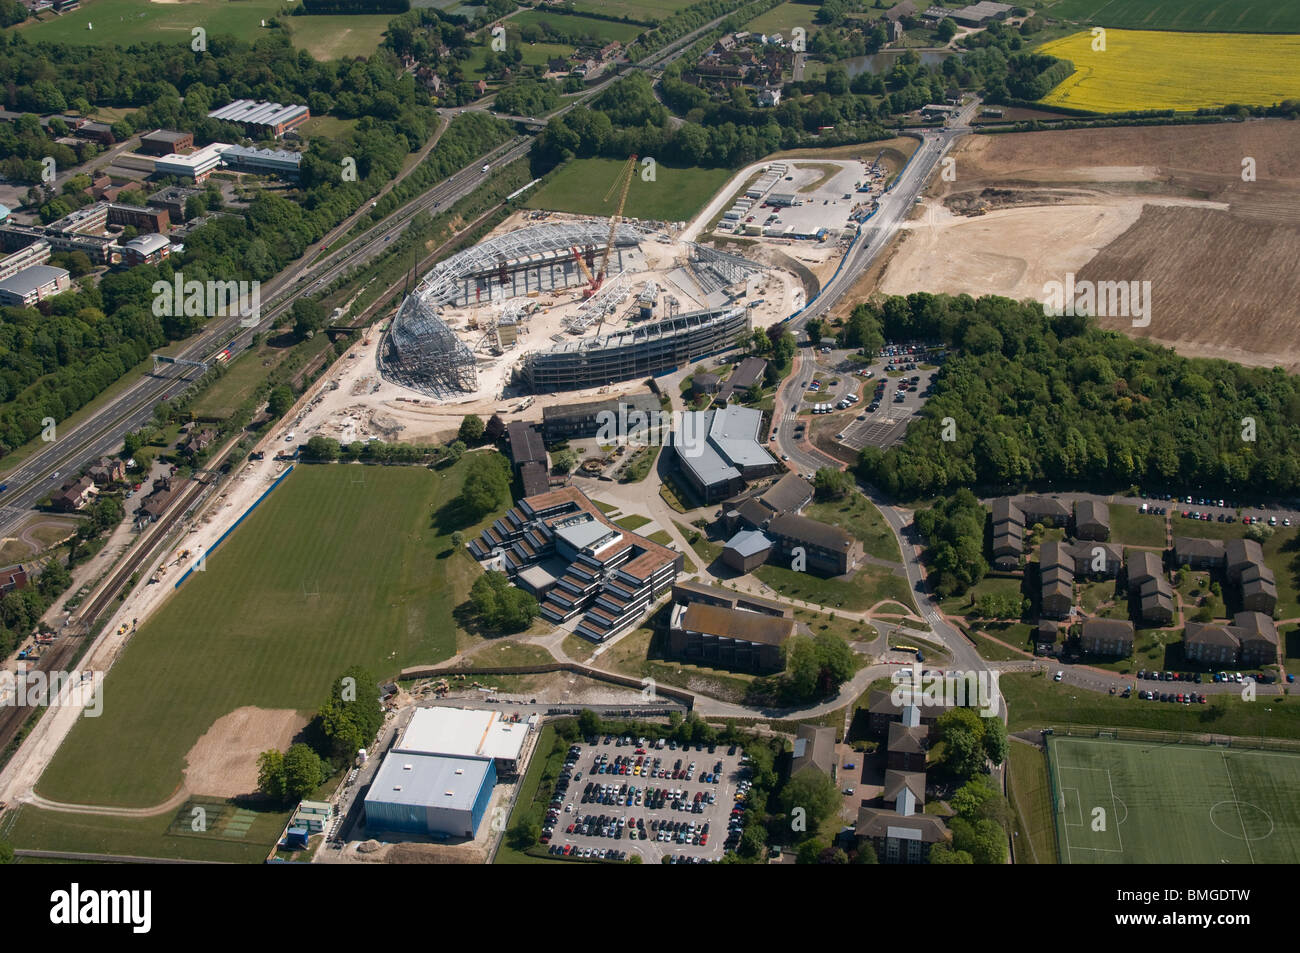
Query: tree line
853 293 1300 500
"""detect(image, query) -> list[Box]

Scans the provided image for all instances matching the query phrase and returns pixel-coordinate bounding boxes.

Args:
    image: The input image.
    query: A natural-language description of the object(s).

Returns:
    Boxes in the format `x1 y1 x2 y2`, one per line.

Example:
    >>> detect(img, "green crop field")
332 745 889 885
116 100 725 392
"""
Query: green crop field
509 10 646 45
1047 736 1300 863
34 462 492 810
1043 0 1300 34
18 0 390 58
525 158 732 222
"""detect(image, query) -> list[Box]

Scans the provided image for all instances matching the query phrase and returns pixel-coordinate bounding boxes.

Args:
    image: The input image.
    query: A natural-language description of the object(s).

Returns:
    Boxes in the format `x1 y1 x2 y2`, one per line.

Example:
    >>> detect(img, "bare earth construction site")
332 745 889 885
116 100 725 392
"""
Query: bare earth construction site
879 120 1300 370
378 214 797 403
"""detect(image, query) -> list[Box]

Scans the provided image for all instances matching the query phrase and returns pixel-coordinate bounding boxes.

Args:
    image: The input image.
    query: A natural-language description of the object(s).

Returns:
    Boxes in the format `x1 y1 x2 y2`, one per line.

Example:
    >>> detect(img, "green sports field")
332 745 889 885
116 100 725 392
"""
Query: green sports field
525 158 731 222
18 0 391 58
1048 736 1300 864
34 462 488 809
1044 0 1300 33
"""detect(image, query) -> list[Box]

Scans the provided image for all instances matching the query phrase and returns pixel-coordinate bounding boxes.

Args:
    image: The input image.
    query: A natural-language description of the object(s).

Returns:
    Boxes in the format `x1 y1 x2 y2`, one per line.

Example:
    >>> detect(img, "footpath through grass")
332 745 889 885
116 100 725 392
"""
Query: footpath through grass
36 462 491 809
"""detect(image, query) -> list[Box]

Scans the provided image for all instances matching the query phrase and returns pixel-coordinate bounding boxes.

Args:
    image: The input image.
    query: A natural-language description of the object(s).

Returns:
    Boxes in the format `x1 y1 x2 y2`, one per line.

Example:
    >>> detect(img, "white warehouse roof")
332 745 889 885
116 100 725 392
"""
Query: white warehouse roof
397 707 529 762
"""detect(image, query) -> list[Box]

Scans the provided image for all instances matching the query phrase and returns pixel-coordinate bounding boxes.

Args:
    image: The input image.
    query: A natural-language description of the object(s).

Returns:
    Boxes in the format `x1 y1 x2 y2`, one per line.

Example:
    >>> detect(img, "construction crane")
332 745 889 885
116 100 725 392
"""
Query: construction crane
588 154 637 297
571 245 595 287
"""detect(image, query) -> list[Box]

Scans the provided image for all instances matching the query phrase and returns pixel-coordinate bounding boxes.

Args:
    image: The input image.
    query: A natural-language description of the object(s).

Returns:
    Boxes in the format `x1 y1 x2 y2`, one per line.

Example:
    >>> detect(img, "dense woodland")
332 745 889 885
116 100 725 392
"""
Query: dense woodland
852 294 1300 500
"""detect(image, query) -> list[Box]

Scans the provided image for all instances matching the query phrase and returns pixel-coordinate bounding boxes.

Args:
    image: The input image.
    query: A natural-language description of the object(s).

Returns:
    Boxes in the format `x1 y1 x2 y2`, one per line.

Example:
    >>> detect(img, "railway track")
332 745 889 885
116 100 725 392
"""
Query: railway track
0 452 222 767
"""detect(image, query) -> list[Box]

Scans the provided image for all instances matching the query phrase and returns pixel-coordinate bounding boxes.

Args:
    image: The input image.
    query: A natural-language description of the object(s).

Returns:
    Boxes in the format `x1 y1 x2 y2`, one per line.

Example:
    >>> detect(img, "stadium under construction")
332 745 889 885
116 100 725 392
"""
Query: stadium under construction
378 217 797 398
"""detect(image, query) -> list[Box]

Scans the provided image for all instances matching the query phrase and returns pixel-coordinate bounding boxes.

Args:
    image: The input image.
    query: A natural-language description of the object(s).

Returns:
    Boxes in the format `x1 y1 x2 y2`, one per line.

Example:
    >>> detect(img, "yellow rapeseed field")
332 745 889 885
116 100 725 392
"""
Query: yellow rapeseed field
1035 30 1300 113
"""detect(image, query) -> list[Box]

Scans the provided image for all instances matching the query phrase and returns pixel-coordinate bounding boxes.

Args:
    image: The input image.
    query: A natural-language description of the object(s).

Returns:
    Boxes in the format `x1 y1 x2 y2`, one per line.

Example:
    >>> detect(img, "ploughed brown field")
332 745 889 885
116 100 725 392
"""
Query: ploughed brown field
870 121 1300 369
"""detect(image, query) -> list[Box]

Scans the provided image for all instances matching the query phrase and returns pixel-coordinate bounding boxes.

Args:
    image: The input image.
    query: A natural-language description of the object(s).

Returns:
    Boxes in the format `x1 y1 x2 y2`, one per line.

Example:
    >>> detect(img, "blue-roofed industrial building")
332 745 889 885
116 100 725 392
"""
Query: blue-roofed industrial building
364 752 496 839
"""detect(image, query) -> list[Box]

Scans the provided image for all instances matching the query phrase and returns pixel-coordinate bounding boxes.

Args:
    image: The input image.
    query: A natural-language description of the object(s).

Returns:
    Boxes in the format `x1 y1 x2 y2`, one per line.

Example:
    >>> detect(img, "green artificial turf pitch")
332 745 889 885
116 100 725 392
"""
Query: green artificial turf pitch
1048 736 1300 864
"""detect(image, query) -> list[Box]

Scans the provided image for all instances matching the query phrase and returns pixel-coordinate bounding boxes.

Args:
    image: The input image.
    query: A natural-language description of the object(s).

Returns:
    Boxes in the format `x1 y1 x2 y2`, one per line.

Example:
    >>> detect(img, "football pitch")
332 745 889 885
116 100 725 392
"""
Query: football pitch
1048 736 1300 864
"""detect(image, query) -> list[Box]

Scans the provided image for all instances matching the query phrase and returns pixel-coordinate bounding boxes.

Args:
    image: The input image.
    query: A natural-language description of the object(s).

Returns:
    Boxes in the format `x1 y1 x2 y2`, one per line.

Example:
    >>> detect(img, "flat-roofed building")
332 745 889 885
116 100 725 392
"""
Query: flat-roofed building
139 129 194 156
397 706 531 779
670 579 792 618
671 406 780 505
155 142 232 184
0 264 71 307
667 601 794 673
107 203 169 233
147 186 204 222
220 144 303 178
363 752 495 839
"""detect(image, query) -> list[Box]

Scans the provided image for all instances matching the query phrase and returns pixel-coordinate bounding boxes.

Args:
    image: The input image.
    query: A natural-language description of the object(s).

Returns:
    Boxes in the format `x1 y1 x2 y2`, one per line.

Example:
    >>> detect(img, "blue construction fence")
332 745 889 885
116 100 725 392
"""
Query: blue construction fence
174 464 296 589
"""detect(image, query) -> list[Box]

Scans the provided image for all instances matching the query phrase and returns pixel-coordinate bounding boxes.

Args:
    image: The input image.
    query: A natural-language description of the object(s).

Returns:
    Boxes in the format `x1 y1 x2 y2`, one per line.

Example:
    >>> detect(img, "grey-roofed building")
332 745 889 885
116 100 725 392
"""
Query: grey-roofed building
363 752 495 838
1019 496 1070 526
949 1 1012 26
721 528 772 572
1126 550 1163 592
715 356 768 404
1040 541 1074 618
1224 538 1265 582
671 405 779 504
1184 611 1278 666
1173 537 1225 570
0 264 71 307
1239 563 1277 615
866 689 954 734
1080 618 1134 657
1073 500 1110 540
1138 577 1175 625
220 144 303 178
882 769 926 809
1184 621 1243 666
1069 541 1123 578
540 393 661 442
691 371 720 397
791 724 836 777
767 511 861 576
856 805 951 864
886 720 928 772
760 471 813 515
